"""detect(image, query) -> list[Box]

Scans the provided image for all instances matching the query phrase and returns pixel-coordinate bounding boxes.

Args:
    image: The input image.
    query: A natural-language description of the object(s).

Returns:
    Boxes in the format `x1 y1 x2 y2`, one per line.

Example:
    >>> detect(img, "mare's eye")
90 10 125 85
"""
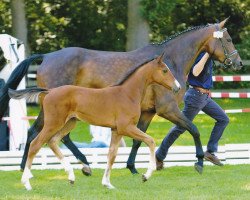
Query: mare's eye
227 38 232 42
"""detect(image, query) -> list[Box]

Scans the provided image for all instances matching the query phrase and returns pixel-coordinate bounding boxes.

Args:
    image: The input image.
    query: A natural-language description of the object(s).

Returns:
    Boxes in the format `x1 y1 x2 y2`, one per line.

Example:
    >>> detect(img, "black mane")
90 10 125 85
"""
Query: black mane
151 24 211 46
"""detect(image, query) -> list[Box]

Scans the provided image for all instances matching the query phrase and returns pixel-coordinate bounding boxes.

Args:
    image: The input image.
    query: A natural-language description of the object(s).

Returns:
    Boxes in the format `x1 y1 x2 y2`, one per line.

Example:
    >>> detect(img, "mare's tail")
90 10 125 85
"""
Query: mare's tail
8 87 49 102
0 54 44 119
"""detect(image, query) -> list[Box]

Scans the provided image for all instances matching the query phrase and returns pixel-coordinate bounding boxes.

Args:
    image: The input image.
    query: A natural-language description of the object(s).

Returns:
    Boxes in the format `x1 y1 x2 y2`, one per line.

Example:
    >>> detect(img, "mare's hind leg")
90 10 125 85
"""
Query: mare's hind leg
122 125 156 182
102 130 122 189
21 110 44 171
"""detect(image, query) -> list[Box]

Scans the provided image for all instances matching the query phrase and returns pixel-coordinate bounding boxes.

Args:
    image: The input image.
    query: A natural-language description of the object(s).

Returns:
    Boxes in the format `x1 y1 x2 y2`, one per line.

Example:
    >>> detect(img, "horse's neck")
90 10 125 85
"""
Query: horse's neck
121 65 152 103
164 26 213 80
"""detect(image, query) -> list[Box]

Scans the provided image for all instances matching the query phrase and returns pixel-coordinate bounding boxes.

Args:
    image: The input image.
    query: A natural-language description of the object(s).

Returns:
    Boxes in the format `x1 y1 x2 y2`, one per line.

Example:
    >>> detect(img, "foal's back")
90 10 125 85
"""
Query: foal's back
43 85 138 129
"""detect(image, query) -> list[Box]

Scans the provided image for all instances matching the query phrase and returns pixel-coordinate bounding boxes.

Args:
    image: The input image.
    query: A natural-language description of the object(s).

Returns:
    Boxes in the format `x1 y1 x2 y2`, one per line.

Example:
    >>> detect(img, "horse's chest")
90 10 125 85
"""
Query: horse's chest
141 85 155 112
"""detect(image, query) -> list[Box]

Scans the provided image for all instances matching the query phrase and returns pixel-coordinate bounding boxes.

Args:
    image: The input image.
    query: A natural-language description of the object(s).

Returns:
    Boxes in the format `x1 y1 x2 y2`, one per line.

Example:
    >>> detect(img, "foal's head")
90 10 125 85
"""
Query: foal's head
151 53 181 93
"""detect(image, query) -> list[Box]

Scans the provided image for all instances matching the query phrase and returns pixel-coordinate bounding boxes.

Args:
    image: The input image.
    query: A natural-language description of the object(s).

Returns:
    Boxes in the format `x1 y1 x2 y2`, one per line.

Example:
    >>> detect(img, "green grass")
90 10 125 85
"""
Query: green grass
1 165 250 200
27 99 250 147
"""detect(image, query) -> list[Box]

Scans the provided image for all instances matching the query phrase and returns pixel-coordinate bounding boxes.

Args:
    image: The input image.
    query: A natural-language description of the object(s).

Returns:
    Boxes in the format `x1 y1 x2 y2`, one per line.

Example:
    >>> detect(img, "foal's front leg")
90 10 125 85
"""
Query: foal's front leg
123 125 156 182
102 130 122 189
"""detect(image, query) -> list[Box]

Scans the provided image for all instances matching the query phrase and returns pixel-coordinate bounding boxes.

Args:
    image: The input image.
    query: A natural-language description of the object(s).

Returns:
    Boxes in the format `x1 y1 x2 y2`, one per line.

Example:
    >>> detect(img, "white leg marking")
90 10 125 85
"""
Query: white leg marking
102 168 115 189
21 167 33 190
143 152 156 180
61 157 75 182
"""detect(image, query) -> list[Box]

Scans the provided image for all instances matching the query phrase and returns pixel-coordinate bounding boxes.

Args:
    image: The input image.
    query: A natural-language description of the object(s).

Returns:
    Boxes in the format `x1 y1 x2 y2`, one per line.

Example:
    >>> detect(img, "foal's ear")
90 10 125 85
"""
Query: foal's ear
156 52 165 64
219 17 229 28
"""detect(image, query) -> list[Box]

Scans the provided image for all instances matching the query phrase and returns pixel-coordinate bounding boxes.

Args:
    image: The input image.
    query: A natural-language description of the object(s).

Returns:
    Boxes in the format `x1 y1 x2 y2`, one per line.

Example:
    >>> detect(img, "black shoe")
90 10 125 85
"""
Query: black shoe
156 156 164 170
204 151 223 166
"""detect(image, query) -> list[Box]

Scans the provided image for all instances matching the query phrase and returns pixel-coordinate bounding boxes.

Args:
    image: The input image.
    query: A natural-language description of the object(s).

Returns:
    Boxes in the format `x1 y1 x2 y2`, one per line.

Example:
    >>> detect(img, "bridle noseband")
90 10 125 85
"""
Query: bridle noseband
213 25 238 68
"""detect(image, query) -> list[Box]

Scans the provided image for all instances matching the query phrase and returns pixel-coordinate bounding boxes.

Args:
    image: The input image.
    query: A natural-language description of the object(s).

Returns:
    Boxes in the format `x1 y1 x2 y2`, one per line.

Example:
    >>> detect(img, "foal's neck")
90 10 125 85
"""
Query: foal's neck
121 64 153 103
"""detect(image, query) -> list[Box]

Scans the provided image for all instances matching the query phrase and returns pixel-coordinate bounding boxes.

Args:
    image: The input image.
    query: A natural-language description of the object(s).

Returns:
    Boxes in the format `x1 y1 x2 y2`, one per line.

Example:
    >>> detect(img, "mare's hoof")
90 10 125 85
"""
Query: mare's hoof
20 168 24 172
126 164 139 174
81 165 92 176
194 163 203 174
142 174 147 182
69 180 75 185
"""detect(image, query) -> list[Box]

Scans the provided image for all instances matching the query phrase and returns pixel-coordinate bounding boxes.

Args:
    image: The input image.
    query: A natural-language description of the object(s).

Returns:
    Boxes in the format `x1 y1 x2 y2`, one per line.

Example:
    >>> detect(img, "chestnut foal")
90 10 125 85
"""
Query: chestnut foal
9 54 180 190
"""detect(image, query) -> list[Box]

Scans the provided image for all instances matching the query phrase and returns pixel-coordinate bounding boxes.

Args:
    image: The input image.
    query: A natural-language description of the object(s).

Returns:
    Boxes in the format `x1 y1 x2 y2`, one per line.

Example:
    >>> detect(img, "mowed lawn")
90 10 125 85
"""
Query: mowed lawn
0 165 249 200
27 98 250 147
0 99 248 199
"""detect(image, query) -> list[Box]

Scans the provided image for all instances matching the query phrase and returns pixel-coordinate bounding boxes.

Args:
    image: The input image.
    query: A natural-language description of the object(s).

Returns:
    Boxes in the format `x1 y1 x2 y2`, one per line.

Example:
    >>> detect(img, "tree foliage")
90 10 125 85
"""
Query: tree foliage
141 0 249 59
0 0 249 59
25 0 127 53
0 0 11 34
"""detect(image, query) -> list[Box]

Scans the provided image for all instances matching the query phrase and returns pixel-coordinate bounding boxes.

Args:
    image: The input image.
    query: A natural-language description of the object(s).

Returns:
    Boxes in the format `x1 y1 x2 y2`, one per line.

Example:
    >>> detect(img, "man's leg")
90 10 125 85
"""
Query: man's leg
156 89 206 166
202 98 229 166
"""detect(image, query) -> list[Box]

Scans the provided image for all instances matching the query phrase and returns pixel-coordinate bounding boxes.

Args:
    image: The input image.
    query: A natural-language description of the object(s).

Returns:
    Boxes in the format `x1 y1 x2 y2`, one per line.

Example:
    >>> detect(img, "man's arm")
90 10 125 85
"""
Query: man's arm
192 52 210 76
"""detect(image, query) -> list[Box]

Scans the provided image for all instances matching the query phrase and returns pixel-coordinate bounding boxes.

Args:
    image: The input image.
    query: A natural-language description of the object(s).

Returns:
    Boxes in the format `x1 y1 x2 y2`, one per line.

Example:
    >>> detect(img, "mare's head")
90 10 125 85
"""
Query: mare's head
205 18 243 70
151 53 181 93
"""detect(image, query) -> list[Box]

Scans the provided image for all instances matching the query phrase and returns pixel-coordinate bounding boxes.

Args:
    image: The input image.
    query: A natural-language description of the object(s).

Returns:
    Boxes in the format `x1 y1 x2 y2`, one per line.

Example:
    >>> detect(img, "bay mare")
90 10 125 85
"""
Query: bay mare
9 54 180 190
0 19 242 174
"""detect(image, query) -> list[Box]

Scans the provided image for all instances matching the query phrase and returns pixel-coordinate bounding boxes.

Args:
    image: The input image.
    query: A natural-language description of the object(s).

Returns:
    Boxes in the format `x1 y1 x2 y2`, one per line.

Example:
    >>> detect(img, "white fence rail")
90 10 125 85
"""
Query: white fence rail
0 144 249 171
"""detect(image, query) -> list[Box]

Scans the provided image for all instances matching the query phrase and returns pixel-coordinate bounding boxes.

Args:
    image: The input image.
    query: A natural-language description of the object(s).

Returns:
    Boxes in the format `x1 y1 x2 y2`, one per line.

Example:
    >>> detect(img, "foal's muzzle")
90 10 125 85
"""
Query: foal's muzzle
173 80 181 94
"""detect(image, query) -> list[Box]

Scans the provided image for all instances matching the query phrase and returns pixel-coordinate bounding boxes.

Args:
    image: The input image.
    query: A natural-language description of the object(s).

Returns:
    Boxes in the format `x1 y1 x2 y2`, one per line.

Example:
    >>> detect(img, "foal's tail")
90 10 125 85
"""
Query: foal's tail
8 87 49 102
0 54 44 119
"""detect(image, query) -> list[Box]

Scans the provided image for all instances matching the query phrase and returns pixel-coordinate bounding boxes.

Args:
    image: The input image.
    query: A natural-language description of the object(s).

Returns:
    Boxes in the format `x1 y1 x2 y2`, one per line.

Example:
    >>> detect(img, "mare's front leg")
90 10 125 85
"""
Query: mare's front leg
102 130 122 189
156 101 204 174
126 111 155 174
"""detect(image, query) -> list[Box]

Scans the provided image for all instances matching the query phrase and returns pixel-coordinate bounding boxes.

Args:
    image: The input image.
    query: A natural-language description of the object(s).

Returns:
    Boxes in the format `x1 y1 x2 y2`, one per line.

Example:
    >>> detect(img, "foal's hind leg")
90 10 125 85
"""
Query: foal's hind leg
102 130 122 189
48 138 75 184
22 128 53 190
61 134 91 176
48 119 78 184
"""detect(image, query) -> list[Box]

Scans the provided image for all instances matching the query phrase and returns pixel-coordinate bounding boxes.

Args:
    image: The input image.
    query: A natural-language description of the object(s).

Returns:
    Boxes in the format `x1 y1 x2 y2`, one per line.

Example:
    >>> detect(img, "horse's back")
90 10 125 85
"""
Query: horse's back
36 47 153 89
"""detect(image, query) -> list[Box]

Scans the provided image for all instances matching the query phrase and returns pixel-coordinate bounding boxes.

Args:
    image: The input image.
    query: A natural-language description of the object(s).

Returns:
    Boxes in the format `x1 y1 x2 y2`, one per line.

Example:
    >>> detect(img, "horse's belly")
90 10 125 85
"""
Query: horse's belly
75 111 115 129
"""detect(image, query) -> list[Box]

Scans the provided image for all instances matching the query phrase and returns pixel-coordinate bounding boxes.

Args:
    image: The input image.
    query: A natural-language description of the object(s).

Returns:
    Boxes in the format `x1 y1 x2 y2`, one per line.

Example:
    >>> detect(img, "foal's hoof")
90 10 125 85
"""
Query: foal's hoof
194 162 203 174
142 174 148 182
81 165 92 176
69 180 75 185
126 164 139 174
103 184 115 189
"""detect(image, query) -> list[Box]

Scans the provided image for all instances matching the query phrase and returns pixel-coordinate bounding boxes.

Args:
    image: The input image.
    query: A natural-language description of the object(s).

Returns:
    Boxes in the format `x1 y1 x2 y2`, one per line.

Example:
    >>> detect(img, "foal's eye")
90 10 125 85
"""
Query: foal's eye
163 69 168 73
227 38 232 42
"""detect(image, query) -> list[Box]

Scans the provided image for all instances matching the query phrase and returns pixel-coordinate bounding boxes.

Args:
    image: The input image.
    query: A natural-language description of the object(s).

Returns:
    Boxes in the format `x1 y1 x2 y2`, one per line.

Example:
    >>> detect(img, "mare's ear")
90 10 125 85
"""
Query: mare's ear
219 17 230 29
156 52 165 64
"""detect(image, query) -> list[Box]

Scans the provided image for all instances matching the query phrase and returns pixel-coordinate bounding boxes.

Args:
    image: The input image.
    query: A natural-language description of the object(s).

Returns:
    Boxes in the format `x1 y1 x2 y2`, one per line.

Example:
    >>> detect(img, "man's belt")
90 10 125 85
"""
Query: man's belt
190 86 210 94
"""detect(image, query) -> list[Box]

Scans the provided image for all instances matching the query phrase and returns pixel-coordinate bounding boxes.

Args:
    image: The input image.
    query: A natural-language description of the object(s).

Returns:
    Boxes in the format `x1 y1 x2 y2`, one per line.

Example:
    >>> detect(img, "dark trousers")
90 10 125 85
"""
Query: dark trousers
156 88 229 161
